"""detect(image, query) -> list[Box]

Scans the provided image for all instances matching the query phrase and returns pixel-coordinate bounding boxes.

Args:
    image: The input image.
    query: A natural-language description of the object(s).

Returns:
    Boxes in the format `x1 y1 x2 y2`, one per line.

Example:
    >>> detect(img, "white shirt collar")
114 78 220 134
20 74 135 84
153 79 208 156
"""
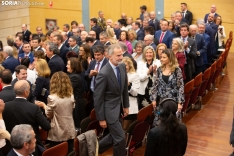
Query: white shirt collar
35 46 40 51
15 97 27 100
2 85 11 89
136 28 140 33
58 43 63 50
50 54 56 59
13 149 24 156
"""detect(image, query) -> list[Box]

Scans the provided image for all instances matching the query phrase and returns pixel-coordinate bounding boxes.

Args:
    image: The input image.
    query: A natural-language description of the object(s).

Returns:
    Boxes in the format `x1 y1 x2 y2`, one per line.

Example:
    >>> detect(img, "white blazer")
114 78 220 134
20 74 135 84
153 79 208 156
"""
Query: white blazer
137 59 161 95
128 72 140 114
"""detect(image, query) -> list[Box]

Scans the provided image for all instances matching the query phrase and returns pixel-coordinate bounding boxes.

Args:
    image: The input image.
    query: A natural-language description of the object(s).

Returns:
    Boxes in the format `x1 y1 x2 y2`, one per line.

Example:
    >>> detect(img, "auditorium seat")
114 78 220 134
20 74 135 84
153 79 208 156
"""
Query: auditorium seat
206 61 216 91
42 142 68 156
189 73 202 109
181 79 194 117
197 67 211 109
211 57 222 91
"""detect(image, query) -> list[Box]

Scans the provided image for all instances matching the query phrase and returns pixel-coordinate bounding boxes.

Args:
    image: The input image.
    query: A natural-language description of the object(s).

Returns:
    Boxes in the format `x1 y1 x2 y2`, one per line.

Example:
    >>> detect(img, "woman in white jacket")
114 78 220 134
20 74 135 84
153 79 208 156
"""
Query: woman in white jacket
137 46 161 110
122 57 140 130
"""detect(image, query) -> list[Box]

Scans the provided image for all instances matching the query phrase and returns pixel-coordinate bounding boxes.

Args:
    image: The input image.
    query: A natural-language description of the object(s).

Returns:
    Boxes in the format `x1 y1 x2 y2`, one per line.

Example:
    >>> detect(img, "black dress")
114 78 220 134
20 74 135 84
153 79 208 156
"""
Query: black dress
137 61 153 110
68 73 86 128
33 76 50 104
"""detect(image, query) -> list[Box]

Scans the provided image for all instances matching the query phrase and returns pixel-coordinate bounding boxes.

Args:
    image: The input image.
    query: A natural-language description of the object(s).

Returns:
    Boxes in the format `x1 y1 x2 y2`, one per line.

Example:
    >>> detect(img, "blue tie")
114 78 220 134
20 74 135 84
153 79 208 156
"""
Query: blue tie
116 66 121 89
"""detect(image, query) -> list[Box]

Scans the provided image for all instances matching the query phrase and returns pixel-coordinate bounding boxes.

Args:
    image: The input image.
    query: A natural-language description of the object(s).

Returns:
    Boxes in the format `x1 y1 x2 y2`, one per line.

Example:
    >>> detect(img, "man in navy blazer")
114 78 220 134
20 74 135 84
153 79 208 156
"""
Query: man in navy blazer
144 35 157 50
149 11 161 31
197 21 211 71
45 42 65 77
2 46 19 73
21 24 31 42
18 42 34 64
90 18 102 40
132 21 144 41
155 19 174 48
204 5 219 23
206 13 218 36
63 24 73 39
53 34 69 71
85 45 108 92
15 36 24 54
190 25 207 76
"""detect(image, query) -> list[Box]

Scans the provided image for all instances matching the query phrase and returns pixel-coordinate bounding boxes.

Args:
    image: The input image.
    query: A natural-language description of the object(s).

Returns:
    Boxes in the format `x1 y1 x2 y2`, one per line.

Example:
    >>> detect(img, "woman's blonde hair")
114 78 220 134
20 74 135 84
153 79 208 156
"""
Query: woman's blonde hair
122 57 135 73
50 71 73 98
106 26 118 44
161 49 178 72
142 46 156 62
35 59 51 78
128 29 137 40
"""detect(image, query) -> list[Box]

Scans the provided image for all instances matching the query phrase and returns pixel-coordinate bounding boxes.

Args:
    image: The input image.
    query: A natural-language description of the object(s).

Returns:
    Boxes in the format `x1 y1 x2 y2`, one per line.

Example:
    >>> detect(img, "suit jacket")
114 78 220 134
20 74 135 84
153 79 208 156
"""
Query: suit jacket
93 40 102 46
204 13 219 23
38 33 44 38
123 51 133 58
3 98 51 146
11 79 35 103
91 25 101 40
7 149 17 156
114 28 121 40
201 33 210 64
45 94 76 142
59 44 69 67
205 25 216 56
94 62 129 124
85 58 108 88
194 34 206 66
33 76 50 104
104 41 111 46
155 30 174 48
48 55 65 77
136 29 145 41
1 56 19 73
22 30 31 42
18 52 34 63
150 42 157 51
0 86 16 102
68 45 79 54
17 45 24 54
207 22 218 36
183 10 193 25
64 39 69 48
67 31 73 38
149 19 161 31
185 37 197 71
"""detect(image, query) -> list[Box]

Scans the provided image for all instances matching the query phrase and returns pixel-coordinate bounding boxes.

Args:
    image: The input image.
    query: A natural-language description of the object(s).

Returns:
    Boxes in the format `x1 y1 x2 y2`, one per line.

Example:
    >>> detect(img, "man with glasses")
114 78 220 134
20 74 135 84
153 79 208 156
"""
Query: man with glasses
144 35 156 50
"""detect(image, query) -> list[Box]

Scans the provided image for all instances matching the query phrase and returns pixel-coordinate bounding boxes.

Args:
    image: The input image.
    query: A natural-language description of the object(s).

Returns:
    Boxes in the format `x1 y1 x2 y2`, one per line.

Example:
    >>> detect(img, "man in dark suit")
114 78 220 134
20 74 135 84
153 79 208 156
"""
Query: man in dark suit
7 124 36 156
190 25 207 76
3 80 51 156
144 35 157 50
149 11 161 31
94 44 129 156
197 21 211 71
181 3 193 25
31 37 42 52
85 45 108 92
139 5 147 21
90 18 101 40
206 13 218 35
36 27 44 38
0 69 15 102
99 31 111 46
45 42 65 77
132 21 144 41
68 36 79 54
61 32 69 48
2 46 19 73
180 24 197 82
11 65 35 103
18 42 34 64
114 22 121 40
72 28 82 46
204 5 219 23
21 24 31 42
53 34 69 70
63 24 73 39
15 36 24 54
119 42 137 70
155 19 174 48
89 31 102 46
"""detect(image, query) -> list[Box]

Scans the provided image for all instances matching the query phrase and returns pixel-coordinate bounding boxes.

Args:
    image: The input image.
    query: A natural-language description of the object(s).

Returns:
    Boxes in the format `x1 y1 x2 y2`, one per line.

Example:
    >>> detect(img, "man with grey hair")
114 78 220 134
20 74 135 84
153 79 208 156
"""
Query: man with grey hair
94 43 129 156
78 23 86 31
3 80 51 156
99 31 111 45
45 42 65 77
118 42 132 58
1 46 19 73
7 124 36 156
106 19 113 27
144 35 156 50
61 31 69 47
189 24 206 76
80 31 88 45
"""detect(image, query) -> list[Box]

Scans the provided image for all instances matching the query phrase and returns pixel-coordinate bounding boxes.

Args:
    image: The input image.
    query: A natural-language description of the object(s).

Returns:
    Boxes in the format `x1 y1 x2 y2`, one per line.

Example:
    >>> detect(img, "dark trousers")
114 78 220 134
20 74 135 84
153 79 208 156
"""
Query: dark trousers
98 120 125 156
184 64 193 83
48 139 74 154
194 65 203 77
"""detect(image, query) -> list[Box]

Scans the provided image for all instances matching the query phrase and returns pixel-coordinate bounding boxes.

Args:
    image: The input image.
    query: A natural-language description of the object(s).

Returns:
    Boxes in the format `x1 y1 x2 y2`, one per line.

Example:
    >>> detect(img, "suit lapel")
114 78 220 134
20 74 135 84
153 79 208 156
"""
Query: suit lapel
119 63 125 92
106 63 120 92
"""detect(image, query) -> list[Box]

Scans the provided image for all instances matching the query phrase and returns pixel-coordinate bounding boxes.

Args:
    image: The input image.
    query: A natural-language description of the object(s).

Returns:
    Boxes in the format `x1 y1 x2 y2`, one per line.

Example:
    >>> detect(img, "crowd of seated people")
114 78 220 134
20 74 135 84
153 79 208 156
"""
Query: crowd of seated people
0 3 229 156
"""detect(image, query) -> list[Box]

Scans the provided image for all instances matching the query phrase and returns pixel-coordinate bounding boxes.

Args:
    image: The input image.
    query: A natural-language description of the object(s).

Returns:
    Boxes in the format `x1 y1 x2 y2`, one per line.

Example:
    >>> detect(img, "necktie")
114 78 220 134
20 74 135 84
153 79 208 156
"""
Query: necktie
192 36 195 40
183 38 185 43
159 32 165 43
93 62 100 87
116 66 121 89
182 12 185 17
25 55 28 58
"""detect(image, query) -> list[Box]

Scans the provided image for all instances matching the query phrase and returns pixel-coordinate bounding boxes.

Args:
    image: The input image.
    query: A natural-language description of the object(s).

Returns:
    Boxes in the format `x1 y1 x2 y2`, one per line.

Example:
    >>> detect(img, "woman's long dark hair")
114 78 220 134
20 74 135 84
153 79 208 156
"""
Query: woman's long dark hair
158 100 182 156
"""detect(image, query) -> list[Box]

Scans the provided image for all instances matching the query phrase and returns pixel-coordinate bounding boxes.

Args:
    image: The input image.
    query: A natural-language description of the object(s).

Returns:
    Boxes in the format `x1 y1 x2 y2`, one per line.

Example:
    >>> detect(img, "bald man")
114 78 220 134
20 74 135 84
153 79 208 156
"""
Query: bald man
21 24 31 42
204 4 219 23
189 25 206 76
3 80 51 156
149 11 161 31
121 13 127 20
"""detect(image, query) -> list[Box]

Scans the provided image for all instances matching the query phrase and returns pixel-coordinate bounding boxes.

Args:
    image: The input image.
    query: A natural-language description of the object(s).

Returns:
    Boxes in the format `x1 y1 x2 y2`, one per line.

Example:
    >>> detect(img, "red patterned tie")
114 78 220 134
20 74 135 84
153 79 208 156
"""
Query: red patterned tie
159 32 165 43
